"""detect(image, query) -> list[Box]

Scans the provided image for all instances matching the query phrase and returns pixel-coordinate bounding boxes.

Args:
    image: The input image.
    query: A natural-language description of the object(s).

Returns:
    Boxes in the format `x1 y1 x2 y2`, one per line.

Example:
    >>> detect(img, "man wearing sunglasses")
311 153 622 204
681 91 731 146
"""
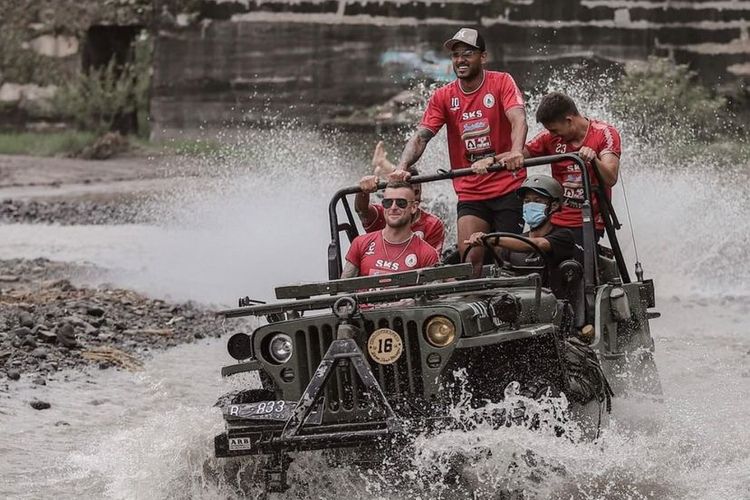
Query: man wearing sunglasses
343 181 440 278
355 142 446 254
389 27 528 277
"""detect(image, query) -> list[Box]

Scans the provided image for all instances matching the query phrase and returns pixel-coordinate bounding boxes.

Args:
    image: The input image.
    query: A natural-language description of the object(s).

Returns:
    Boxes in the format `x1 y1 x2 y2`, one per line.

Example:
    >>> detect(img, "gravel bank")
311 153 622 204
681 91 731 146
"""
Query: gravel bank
0 258 240 383
0 199 153 225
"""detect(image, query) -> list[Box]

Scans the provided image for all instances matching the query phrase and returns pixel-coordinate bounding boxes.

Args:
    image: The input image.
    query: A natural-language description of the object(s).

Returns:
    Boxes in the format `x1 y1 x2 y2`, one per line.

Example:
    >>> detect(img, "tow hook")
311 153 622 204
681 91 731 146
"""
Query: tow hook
264 452 292 493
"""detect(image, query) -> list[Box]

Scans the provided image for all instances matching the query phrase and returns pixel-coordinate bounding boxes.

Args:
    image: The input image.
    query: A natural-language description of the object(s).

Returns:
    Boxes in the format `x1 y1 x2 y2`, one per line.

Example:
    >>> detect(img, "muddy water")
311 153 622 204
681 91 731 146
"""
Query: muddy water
1 126 749 499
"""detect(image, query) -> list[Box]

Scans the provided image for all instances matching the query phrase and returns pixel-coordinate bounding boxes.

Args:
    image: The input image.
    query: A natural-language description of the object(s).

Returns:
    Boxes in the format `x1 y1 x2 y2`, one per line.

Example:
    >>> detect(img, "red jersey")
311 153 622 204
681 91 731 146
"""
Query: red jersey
345 231 439 276
362 205 445 254
420 70 527 201
525 119 621 229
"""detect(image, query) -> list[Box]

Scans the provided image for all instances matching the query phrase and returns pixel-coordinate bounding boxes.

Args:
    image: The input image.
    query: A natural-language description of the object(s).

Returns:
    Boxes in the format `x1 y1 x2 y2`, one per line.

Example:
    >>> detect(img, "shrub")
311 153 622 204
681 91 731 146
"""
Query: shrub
52 58 138 134
610 56 727 142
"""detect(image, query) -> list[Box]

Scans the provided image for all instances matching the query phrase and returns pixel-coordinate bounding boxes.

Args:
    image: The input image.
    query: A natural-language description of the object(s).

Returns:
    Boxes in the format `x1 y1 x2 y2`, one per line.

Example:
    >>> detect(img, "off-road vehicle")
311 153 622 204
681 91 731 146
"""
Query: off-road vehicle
213 154 661 492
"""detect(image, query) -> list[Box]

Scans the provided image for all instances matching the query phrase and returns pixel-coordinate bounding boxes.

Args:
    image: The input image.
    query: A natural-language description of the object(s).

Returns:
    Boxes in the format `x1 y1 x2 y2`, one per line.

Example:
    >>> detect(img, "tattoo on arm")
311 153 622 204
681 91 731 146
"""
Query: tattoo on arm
341 262 360 279
398 128 434 169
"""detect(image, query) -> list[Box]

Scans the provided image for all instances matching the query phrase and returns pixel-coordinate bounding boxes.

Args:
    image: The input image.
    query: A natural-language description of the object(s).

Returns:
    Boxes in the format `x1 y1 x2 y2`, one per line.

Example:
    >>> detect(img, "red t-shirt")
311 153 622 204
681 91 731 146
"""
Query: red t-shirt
362 205 445 254
525 119 621 229
345 231 439 276
420 70 527 201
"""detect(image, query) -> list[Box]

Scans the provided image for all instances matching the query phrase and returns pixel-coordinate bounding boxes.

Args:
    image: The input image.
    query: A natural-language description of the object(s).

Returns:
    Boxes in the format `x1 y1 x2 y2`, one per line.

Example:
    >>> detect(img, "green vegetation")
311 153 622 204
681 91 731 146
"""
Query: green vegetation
50 30 153 140
0 131 97 156
52 59 139 134
610 56 729 143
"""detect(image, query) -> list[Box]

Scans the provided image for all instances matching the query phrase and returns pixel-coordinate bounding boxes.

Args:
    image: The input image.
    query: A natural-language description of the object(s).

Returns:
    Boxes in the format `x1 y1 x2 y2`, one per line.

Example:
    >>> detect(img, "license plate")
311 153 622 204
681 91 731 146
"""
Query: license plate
225 400 323 425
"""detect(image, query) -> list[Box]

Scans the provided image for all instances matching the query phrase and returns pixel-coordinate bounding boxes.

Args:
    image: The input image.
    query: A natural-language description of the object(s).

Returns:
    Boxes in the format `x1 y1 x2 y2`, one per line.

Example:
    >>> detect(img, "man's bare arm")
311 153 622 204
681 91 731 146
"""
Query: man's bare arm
397 127 435 170
595 153 620 187
340 262 360 279
506 107 528 153
354 193 378 226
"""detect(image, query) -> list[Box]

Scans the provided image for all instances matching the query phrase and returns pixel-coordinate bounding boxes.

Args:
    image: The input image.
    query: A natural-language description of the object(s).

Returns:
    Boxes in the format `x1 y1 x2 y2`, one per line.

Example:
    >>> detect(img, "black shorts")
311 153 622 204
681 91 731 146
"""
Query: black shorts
456 192 524 234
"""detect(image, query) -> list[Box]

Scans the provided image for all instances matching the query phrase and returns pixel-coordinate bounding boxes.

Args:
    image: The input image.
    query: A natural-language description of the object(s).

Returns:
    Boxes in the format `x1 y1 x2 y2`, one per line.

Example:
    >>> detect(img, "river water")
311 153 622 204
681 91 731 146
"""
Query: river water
1 123 749 499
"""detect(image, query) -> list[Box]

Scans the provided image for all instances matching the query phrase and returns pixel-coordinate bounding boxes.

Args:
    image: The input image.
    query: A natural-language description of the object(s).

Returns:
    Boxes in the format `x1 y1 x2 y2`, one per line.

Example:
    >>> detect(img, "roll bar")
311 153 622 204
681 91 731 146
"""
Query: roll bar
327 154 631 319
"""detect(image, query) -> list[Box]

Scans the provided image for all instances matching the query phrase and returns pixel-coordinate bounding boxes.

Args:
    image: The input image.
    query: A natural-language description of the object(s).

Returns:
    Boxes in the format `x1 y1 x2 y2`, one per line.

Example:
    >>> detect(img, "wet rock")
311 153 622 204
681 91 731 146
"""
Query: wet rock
11 326 33 339
21 337 38 349
32 376 46 385
31 347 48 359
90 317 106 328
86 306 105 317
43 278 73 290
6 370 21 381
18 312 35 328
30 400 51 410
57 323 78 348
37 330 57 343
0 274 20 282
54 421 70 427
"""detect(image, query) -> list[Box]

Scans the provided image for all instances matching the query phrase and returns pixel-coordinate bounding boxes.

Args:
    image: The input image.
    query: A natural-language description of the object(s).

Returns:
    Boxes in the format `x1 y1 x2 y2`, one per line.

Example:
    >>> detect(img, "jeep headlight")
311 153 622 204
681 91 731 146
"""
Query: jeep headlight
424 316 456 347
268 333 293 364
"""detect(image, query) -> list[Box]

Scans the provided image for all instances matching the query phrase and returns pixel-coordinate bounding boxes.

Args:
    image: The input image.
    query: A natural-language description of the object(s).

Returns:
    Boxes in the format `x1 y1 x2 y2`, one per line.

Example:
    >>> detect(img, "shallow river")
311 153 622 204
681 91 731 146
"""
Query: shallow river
1 126 749 499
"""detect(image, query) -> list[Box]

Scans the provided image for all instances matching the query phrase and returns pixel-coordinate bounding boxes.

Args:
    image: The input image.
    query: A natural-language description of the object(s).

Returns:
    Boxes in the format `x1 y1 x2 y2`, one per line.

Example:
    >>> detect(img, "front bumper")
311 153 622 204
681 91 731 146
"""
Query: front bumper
215 420 403 457
216 337 411 457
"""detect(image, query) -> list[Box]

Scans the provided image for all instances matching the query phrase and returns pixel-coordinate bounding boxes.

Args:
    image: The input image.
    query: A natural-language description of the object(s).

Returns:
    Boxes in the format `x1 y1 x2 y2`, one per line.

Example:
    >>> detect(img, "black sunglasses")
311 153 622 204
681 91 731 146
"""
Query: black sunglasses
382 198 412 209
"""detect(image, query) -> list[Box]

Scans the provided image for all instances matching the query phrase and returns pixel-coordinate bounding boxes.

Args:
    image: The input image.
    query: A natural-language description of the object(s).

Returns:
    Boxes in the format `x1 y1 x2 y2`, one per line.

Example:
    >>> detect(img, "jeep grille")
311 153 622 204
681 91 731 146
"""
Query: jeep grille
294 316 424 414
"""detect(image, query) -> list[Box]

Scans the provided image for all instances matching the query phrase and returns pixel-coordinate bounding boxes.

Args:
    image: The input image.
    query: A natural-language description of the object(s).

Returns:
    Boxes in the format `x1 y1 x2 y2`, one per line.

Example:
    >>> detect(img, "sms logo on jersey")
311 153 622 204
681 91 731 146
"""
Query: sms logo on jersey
375 260 400 271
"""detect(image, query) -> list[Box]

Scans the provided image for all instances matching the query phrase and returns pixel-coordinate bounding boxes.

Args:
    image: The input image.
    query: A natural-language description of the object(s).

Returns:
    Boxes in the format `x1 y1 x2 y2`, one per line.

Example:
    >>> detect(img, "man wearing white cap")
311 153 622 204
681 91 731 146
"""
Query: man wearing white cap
389 27 528 276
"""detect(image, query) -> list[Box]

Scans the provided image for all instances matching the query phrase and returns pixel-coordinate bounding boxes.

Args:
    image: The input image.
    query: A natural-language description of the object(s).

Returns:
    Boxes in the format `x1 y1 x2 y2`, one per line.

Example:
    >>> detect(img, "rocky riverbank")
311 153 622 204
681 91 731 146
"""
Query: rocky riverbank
0 258 239 385
0 199 153 225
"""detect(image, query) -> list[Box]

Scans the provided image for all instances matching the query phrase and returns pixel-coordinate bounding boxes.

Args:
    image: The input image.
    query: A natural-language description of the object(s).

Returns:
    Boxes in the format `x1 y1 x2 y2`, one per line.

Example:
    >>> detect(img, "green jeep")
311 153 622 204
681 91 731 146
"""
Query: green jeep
213 154 661 492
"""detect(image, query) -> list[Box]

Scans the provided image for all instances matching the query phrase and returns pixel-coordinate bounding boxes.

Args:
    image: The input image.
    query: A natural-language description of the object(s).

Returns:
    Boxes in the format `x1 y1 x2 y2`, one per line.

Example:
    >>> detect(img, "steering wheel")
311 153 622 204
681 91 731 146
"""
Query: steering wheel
462 232 550 280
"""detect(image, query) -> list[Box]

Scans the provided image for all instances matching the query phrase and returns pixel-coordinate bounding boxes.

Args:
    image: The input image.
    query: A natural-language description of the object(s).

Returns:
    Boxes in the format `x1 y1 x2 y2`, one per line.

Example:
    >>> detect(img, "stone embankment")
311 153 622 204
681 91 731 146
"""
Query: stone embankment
0 258 237 385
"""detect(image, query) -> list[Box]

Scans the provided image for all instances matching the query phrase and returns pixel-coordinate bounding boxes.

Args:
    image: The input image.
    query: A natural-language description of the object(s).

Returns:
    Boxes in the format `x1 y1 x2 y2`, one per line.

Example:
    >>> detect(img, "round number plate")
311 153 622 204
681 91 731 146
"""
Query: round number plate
367 328 403 365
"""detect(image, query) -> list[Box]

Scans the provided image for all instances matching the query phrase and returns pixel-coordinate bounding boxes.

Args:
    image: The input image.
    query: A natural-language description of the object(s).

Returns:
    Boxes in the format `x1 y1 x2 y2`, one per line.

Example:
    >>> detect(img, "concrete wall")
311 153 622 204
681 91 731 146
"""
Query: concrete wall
151 0 750 131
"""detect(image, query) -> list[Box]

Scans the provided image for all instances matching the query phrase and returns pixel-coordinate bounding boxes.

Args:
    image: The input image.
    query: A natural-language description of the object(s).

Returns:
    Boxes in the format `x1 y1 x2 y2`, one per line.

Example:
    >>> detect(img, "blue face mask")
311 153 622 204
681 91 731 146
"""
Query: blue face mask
523 202 548 229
